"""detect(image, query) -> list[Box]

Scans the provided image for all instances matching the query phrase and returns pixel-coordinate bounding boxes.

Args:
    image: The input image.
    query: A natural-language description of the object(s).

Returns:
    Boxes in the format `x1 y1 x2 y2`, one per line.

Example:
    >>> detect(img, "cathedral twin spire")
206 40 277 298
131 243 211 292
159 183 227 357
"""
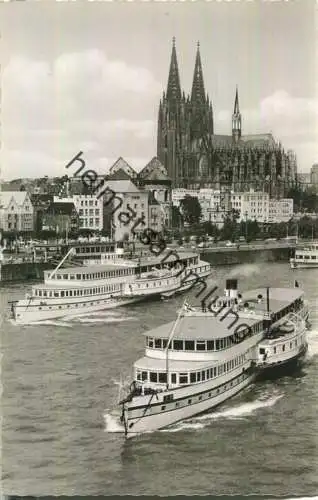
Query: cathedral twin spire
191 42 206 105
166 38 206 105
163 38 241 140
166 37 182 101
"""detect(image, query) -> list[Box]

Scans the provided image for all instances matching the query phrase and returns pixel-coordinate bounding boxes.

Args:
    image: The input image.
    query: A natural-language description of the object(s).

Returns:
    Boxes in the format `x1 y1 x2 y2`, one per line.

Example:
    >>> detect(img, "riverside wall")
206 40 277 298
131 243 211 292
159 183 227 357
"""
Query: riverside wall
200 245 294 266
0 262 54 283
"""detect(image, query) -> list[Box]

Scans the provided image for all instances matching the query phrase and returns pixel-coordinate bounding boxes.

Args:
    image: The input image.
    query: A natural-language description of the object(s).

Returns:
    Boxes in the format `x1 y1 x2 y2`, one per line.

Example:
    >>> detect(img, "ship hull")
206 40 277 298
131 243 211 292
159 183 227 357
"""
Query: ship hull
290 259 318 269
161 270 211 299
123 369 255 437
11 295 146 325
256 342 308 381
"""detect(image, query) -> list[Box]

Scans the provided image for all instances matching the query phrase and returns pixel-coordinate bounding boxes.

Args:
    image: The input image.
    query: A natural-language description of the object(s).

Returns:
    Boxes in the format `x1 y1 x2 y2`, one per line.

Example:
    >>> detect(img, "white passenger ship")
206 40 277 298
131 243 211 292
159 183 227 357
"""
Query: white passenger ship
256 312 308 378
118 280 309 436
10 248 211 324
290 242 318 268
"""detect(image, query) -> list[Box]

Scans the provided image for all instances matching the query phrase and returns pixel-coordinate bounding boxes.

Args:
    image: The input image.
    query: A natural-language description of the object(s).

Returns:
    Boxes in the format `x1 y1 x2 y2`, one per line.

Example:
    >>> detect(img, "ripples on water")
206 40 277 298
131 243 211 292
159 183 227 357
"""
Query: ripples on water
1 263 318 495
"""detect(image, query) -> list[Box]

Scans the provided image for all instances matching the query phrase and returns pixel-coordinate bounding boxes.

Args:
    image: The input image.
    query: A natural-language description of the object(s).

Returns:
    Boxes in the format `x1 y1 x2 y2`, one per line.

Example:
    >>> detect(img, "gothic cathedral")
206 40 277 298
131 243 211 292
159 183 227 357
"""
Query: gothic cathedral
157 39 297 197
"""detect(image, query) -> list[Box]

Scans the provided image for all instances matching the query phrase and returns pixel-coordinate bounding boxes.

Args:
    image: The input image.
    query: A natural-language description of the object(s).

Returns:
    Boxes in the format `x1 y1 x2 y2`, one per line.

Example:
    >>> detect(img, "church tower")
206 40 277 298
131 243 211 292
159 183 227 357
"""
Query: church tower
157 37 186 187
190 42 214 140
232 86 242 142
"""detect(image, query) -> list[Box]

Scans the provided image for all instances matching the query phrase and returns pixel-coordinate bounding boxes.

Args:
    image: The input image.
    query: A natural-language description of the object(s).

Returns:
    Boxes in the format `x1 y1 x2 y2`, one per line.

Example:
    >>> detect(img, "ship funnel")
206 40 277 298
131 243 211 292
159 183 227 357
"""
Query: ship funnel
225 279 238 298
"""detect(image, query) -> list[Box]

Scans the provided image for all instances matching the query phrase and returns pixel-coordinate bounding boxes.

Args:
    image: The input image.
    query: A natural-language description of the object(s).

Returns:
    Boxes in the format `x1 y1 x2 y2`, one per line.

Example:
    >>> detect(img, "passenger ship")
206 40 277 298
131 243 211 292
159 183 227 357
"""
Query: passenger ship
10 248 211 324
290 242 318 268
118 280 309 436
256 312 308 378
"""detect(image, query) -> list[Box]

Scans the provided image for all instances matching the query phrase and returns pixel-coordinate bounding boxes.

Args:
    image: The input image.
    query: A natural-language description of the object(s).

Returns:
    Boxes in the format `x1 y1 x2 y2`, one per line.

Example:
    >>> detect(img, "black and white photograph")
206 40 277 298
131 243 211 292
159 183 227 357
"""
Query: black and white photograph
1 0 318 497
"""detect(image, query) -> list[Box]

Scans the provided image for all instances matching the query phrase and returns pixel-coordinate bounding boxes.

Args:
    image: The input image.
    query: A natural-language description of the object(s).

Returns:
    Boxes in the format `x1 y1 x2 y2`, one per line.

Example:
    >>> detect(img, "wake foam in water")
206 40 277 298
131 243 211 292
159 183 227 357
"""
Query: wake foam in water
71 316 137 324
306 328 318 359
25 320 73 328
104 411 125 433
162 391 284 434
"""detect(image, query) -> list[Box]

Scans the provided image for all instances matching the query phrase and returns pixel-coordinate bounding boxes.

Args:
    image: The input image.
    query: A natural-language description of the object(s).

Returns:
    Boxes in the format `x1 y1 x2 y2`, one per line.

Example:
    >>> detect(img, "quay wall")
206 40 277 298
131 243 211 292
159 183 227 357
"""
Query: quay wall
0 262 53 283
200 246 294 266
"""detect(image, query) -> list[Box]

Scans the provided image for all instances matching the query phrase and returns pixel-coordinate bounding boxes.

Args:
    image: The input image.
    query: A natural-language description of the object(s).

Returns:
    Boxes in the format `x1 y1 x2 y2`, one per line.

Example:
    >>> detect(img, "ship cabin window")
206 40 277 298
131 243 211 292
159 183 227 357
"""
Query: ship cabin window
282 344 285 352
196 341 206 351
159 373 167 384
155 339 162 349
259 348 265 355
142 371 147 381
171 373 177 384
290 342 292 348
54 291 59 297
61 291 65 297
185 340 195 351
179 373 188 384
173 340 183 350
148 337 154 348
150 372 158 383
274 347 277 354
163 394 173 403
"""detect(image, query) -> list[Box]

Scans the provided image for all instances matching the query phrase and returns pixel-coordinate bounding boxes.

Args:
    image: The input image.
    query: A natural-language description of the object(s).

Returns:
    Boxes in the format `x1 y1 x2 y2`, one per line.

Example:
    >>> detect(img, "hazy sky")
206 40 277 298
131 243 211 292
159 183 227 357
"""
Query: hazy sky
1 0 317 180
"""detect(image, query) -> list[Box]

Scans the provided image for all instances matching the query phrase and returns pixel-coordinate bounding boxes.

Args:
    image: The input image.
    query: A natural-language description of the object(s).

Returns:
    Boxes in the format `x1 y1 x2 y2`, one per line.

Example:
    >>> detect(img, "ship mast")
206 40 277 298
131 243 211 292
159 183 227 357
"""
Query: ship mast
165 297 187 389
48 247 76 279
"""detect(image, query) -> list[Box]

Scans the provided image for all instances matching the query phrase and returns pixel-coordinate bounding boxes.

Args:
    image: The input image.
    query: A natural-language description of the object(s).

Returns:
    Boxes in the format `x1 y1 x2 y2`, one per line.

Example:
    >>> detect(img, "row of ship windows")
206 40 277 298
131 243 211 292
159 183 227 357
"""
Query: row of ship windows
146 328 261 351
34 285 121 298
261 336 303 355
296 255 317 260
54 268 135 280
34 298 115 312
160 375 248 411
130 279 177 290
271 300 302 323
136 354 247 385
75 246 116 254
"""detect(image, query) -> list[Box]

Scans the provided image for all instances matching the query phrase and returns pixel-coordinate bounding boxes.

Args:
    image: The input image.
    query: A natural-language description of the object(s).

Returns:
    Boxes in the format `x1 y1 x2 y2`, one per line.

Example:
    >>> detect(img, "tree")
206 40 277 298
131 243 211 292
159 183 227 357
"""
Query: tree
38 229 57 240
220 209 240 242
201 221 219 238
298 216 318 239
171 205 182 228
179 196 202 225
240 219 261 241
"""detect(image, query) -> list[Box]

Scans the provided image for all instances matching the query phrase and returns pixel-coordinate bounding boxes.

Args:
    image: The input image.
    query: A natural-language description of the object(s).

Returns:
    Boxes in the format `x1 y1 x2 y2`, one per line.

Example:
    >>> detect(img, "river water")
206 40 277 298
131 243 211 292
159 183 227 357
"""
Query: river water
1 262 318 496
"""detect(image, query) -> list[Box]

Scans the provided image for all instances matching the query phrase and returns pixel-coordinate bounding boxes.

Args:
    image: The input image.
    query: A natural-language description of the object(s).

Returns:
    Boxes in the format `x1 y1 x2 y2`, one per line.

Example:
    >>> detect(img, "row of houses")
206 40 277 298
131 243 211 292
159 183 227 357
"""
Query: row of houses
172 188 294 226
0 157 172 241
0 155 296 241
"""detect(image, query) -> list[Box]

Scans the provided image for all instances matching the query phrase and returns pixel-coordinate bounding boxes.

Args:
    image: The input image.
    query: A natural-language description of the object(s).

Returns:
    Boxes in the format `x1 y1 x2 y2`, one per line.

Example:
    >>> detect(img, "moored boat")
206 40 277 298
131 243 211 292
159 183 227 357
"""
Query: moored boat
290 242 318 269
117 280 309 437
9 248 211 324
